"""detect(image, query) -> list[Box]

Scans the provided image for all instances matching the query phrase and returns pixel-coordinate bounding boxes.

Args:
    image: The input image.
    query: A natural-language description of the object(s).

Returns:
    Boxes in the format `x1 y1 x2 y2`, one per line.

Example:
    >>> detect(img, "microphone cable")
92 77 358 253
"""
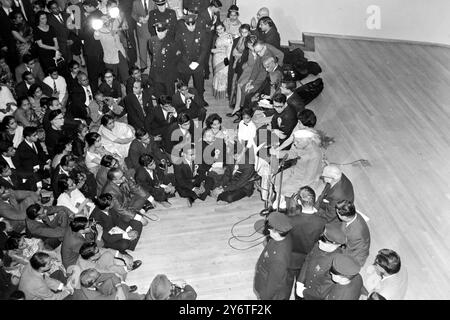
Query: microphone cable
227 211 267 251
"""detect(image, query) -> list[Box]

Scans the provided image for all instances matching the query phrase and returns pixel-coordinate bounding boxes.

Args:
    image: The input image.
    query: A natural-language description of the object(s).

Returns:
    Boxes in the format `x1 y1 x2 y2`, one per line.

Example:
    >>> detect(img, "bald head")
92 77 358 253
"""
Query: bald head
322 165 342 182
80 268 100 288
257 7 269 19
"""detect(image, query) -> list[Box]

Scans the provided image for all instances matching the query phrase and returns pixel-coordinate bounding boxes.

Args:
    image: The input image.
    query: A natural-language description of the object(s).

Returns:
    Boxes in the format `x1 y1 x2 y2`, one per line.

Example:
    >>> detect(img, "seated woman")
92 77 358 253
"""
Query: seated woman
98 69 123 102
57 175 95 217
97 114 135 160
51 137 73 169
0 116 24 148
270 129 324 210
205 113 235 149
72 122 88 159
199 128 227 190
0 85 17 122
96 154 119 195
27 84 48 124
14 97 39 127
85 132 118 175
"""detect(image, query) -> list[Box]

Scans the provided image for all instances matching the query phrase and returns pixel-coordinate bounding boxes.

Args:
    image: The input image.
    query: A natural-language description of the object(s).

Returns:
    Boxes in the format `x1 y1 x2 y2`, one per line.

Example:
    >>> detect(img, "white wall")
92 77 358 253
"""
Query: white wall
237 0 450 46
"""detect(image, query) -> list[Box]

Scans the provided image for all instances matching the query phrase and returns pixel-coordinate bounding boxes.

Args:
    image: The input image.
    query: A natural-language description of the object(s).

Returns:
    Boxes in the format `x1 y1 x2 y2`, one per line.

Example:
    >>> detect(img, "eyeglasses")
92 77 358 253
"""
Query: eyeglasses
186 22 195 26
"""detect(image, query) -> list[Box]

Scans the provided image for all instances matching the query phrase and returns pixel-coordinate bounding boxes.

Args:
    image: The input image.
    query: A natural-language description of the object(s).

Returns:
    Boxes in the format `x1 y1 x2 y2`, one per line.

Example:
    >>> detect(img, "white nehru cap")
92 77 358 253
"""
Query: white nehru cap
293 129 315 139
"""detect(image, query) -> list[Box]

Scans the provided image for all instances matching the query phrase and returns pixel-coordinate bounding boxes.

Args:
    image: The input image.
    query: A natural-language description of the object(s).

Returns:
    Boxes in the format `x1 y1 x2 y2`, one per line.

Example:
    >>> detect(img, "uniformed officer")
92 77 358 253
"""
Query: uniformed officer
324 253 363 300
296 223 346 300
254 212 293 300
174 14 209 107
148 22 180 97
148 0 178 40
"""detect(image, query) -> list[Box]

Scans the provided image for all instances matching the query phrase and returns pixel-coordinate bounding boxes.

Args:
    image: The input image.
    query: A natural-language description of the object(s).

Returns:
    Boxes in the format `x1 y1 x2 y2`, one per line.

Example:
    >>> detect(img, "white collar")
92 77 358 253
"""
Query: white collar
346 215 357 227
302 207 317 214
25 139 35 149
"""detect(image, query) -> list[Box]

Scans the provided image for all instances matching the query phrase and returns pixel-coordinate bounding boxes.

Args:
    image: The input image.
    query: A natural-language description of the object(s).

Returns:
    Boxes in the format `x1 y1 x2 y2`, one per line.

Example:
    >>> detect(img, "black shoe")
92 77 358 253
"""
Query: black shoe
204 75 209 80
203 101 209 107
131 260 142 271
142 201 154 211
226 112 235 117
233 117 241 124
129 285 138 293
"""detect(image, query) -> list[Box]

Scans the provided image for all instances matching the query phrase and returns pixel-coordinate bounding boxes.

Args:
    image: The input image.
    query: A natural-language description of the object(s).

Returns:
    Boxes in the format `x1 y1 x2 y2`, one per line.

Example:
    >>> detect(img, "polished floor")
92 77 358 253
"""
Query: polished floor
127 37 450 299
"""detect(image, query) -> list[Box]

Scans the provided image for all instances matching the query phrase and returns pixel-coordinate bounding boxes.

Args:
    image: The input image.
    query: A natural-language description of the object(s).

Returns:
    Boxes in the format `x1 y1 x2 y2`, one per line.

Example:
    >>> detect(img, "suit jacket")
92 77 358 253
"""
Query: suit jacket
25 207 70 240
101 181 137 222
68 83 90 120
173 160 195 193
131 0 151 37
162 122 193 155
71 272 121 300
145 105 177 138
18 264 70 300
222 164 255 195
0 173 21 190
342 214 371 267
134 166 166 198
286 92 305 115
254 235 293 300
61 229 89 269
47 12 70 44
90 207 132 245
0 7 15 56
14 140 48 175
120 91 153 131
15 80 53 99
79 9 103 57
125 138 166 170
316 174 355 222
260 27 281 50
172 91 205 120
15 62 45 83
0 198 26 221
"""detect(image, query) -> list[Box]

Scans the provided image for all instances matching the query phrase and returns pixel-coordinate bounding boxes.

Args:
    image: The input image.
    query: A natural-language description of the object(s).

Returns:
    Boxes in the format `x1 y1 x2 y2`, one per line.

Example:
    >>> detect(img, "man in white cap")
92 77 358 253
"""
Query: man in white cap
315 165 354 222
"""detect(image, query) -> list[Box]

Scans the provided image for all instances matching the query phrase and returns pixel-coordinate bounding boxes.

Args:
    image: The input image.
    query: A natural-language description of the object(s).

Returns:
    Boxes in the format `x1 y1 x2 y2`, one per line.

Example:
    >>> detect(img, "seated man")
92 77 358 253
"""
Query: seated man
95 155 120 195
163 112 195 161
172 82 207 122
51 154 77 199
91 193 143 253
15 71 53 100
125 128 168 172
0 185 37 232
76 241 142 280
135 154 176 206
125 66 151 96
19 252 74 300
72 268 143 300
145 274 197 300
173 144 214 207
25 203 72 250
101 168 153 225
145 95 178 139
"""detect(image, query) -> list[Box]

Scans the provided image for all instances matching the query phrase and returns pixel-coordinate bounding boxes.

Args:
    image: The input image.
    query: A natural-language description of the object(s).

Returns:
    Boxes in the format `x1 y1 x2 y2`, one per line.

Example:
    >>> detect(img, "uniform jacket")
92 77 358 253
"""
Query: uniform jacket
175 22 209 73
148 8 177 39
298 243 341 300
342 214 371 267
254 235 293 300
316 174 355 222
120 91 154 131
324 274 363 300
148 35 179 82
15 62 45 83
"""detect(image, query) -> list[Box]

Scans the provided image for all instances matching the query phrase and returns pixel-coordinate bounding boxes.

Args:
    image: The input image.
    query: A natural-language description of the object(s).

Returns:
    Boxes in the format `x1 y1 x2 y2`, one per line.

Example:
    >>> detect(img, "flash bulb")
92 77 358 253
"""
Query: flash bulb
92 19 104 31
109 7 120 19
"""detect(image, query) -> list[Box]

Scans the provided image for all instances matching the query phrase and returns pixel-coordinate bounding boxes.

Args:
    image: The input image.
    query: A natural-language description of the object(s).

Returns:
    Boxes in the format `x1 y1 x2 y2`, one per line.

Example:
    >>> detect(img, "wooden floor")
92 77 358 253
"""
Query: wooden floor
127 37 450 300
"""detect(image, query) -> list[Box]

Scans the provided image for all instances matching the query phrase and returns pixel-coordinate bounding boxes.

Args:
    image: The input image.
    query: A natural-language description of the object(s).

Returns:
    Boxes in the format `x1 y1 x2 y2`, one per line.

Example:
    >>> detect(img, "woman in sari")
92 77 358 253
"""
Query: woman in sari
10 11 34 58
0 116 23 148
14 97 39 127
223 5 242 39
27 84 48 124
85 132 117 175
211 23 233 99
97 114 135 159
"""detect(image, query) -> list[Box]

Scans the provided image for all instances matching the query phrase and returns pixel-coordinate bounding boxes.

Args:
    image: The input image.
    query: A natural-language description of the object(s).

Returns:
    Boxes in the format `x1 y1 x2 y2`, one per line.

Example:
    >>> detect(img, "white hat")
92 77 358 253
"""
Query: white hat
293 129 315 139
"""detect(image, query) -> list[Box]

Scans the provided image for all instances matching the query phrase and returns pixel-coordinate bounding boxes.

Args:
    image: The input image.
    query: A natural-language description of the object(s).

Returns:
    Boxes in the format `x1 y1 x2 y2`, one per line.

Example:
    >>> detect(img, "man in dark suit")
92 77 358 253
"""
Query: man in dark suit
135 154 175 204
68 72 93 120
119 80 154 131
25 203 71 250
13 126 50 180
0 0 18 71
125 128 168 171
216 160 255 204
172 81 206 122
51 154 76 199
258 16 281 49
131 0 152 71
315 165 355 222
173 144 214 206
285 186 326 297
195 0 222 80
280 79 305 115
15 71 53 99
254 213 293 300
66 60 81 94
336 200 371 267
162 111 196 159
0 162 23 190
47 1 72 63
101 167 151 226
91 193 143 253
15 54 45 83
79 0 104 92
125 66 152 95
175 14 209 105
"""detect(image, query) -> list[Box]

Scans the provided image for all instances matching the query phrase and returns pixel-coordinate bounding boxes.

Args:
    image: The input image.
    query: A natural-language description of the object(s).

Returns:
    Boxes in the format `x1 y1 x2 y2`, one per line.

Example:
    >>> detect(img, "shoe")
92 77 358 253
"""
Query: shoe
129 285 138 293
131 260 142 271
233 117 241 124
203 101 209 107
226 112 235 117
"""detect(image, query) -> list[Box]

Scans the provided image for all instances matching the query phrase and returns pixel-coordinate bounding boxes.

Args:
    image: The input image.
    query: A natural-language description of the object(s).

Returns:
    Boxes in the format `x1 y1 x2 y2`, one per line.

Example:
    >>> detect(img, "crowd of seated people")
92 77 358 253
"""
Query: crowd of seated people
0 0 406 300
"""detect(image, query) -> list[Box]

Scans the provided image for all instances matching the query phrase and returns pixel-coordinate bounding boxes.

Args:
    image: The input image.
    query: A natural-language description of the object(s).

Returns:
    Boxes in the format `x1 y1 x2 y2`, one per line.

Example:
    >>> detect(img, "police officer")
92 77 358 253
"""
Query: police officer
148 0 178 40
174 14 209 106
254 212 293 300
296 223 346 300
324 253 363 300
149 22 180 97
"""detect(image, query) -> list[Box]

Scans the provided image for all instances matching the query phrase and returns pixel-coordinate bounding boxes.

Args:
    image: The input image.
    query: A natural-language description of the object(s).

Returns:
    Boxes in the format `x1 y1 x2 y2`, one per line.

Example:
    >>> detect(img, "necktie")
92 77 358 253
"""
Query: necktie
53 80 58 94
32 143 38 154
58 14 63 24
138 95 146 116
86 88 92 103
144 0 148 12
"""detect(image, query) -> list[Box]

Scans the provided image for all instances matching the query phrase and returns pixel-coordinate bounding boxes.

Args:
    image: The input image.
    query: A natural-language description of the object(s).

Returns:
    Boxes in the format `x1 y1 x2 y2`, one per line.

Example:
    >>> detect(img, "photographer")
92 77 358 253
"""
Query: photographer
25 203 72 250
145 274 197 300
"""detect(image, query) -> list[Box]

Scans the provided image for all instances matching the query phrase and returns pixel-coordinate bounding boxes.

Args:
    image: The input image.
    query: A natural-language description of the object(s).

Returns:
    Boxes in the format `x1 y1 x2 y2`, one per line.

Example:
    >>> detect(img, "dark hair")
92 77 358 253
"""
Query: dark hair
21 71 32 82
30 252 50 270
23 126 38 138
335 200 356 218
22 54 35 65
297 109 317 128
272 92 287 104
35 11 48 26
100 154 116 167
239 23 250 32
85 132 100 147
79 241 97 260
175 80 187 91
205 113 222 129
9 10 23 21
57 175 72 193
241 108 254 118
47 0 58 9
5 235 22 251
106 167 121 181
209 0 222 8
135 128 147 140
129 65 140 75
100 114 114 127
0 221 6 232
158 95 172 106
17 96 30 109
375 249 401 275
47 66 58 76
259 16 274 28
83 0 99 8
48 109 62 122
227 5 239 18
60 154 75 168
8 290 26 300
95 193 113 210
1 116 15 131
26 203 42 220
254 39 266 47
177 112 190 125
28 83 43 97
54 137 72 155
68 60 79 70
40 97 50 109
103 68 115 79
216 21 225 31
281 80 297 92
0 162 9 174
0 140 13 154
70 216 89 232
139 154 154 167
368 292 387 300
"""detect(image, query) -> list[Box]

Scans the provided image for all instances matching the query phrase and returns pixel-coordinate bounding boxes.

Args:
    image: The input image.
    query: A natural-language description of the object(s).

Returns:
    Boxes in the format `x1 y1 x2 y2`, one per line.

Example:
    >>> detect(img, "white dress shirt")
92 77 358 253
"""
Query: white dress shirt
43 75 67 103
